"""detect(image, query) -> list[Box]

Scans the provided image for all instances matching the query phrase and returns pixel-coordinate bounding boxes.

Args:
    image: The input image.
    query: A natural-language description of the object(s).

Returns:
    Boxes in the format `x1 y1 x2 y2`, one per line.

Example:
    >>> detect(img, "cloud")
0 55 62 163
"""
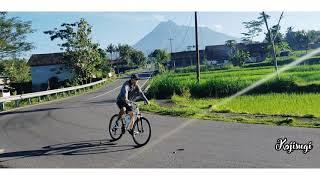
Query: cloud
213 24 223 30
101 13 168 23
152 14 167 22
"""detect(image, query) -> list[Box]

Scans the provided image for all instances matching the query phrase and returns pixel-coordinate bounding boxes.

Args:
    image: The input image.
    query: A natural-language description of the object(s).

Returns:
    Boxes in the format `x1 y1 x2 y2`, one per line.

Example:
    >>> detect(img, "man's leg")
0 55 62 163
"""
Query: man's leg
118 108 125 119
128 111 135 130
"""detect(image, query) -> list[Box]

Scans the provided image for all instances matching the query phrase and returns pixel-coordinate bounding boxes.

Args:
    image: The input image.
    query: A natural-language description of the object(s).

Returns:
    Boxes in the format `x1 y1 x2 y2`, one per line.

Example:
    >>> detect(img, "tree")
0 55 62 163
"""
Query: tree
299 31 309 53
44 18 102 84
264 25 284 44
149 49 170 73
0 59 31 82
230 50 250 67
261 11 284 79
117 44 133 65
285 29 317 51
149 49 170 64
241 13 268 42
0 12 35 58
130 50 146 66
225 40 237 56
106 43 116 60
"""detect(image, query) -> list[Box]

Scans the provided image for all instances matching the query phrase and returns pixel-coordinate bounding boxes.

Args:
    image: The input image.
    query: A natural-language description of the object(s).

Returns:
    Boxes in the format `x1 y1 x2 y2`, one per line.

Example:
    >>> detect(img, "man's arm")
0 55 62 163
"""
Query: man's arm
124 85 130 104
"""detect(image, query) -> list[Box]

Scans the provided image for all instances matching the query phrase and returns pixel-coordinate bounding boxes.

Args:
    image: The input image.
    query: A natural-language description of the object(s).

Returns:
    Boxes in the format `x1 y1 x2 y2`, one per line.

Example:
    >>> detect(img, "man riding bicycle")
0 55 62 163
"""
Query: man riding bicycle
116 74 149 135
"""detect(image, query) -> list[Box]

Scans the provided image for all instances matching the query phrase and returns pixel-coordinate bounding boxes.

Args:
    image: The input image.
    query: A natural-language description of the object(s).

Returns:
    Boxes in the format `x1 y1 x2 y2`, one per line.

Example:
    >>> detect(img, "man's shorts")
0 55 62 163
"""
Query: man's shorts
116 100 133 113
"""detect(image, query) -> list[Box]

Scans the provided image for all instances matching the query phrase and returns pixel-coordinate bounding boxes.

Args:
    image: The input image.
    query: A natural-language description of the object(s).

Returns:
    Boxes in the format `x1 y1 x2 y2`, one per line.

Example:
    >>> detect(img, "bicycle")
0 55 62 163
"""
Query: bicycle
108 101 151 147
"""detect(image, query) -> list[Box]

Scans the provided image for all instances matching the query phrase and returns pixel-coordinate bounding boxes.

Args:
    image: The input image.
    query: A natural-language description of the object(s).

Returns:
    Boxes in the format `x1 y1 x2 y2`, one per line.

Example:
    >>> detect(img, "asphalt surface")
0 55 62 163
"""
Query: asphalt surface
1 71 320 168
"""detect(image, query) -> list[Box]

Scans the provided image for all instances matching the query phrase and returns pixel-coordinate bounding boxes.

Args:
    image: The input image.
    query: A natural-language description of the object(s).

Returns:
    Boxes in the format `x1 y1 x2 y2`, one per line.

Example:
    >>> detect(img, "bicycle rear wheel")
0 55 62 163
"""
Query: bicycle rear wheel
108 114 124 141
132 117 151 147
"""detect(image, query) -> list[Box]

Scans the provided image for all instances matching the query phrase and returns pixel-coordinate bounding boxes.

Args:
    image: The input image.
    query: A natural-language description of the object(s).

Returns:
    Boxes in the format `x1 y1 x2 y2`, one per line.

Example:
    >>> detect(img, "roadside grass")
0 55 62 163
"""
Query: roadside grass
139 94 320 128
147 64 320 99
169 94 320 118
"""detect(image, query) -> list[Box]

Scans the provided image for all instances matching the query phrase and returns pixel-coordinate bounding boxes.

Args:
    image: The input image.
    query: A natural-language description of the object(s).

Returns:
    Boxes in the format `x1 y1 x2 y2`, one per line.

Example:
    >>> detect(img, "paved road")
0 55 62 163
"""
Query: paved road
1 71 320 168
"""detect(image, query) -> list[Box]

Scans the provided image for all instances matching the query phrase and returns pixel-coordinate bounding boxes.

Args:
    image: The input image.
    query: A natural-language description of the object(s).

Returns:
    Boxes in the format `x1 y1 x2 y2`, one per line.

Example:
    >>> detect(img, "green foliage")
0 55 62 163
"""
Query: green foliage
241 21 263 42
147 64 320 99
0 12 35 58
44 18 102 84
149 49 170 64
117 44 132 65
149 49 170 74
116 44 146 67
106 43 117 60
230 49 250 67
130 49 146 66
285 28 315 50
0 59 31 82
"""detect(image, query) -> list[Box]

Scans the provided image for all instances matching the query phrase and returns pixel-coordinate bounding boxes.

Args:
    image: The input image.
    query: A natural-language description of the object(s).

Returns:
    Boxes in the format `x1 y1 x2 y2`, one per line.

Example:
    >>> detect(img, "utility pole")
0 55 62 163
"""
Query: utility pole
195 11 200 83
262 11 283 80
169 38 175 69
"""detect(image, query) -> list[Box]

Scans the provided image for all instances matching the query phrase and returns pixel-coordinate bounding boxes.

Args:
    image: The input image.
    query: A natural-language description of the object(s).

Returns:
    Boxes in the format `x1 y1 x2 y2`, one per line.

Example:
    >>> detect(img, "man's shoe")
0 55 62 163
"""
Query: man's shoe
127 129 134 136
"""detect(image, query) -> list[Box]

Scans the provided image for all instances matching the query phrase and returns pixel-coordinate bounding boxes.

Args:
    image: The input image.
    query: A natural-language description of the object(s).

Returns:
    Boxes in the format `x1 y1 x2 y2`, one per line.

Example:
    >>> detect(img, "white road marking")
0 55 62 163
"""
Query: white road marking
89 85 122 100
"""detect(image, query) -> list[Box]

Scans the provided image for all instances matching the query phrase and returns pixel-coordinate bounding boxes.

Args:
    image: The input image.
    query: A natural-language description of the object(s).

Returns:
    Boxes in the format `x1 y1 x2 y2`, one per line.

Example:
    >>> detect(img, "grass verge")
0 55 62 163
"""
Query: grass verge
139 94 320 128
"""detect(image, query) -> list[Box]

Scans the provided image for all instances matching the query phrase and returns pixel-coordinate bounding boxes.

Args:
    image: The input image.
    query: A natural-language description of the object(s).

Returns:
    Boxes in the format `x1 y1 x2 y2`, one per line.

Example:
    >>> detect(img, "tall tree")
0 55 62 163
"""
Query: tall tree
106 43 116 60
0 12 35 58
117 44 132 65
130 50 146 66
241 13 268 42
149 49 170 64
44 18 102 84
149 49 170 73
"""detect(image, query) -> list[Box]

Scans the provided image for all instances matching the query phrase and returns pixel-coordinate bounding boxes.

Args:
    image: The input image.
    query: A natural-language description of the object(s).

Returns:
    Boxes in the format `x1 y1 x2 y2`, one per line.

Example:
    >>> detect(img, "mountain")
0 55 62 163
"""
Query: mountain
133 20 240 55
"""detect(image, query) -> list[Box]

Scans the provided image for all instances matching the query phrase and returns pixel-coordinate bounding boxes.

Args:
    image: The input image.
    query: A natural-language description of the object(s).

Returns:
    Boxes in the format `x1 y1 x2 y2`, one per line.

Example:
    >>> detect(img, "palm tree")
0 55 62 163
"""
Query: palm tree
106 43 116 60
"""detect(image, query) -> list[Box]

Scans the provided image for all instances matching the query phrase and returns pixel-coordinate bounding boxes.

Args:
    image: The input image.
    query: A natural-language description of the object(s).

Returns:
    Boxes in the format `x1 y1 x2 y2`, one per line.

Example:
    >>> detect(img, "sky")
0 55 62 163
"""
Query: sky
7 12 320 59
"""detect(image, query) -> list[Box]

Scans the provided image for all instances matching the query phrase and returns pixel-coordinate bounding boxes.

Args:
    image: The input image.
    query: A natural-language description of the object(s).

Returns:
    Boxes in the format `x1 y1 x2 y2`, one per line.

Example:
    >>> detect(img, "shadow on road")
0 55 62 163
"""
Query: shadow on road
0 103 110 116
0 139 139 162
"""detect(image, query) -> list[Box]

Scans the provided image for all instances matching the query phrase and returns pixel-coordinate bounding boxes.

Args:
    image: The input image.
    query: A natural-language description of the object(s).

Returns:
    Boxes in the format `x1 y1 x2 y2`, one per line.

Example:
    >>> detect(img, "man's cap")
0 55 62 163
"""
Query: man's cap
130 73 140 80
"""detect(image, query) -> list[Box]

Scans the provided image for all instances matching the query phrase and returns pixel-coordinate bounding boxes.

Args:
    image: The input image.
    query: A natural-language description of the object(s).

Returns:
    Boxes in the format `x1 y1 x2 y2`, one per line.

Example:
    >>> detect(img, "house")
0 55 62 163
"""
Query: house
168 50 205 69
205 42 268 64
28 53 73 92
205 45 230 65
239 42 268 62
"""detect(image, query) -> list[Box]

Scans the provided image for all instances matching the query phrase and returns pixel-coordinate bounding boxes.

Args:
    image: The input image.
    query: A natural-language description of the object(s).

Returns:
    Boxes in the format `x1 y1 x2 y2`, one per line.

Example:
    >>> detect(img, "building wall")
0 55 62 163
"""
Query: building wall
205 45 230 62
31 64 72 91
169 50 205 68
205 43 268 64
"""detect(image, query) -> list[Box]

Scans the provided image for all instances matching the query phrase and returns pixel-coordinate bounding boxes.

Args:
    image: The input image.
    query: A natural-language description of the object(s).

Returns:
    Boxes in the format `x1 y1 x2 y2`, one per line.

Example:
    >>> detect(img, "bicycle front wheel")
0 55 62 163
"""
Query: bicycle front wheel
132 117 151 147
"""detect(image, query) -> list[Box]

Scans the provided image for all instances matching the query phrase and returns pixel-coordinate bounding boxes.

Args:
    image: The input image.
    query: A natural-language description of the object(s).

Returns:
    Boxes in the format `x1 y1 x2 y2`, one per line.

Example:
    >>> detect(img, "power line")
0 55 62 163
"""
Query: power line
176 14 193 52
